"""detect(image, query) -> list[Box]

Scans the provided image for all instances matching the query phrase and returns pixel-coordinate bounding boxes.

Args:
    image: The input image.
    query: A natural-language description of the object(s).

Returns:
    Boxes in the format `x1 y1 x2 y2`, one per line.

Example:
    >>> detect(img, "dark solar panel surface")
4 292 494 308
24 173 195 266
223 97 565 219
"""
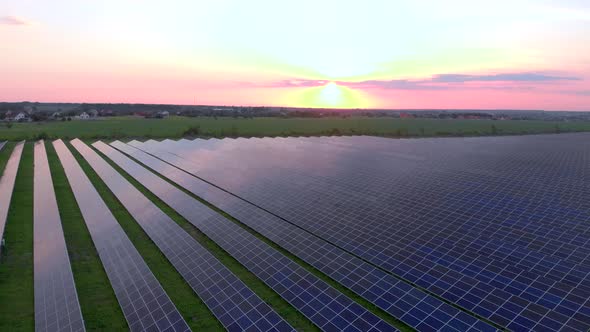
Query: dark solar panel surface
130 134 590 331
72 139 292 332
34 141 85 332
0 141 6 151
114 140 497 332
0 141 24 256
52 140 190 332
97 141 398 332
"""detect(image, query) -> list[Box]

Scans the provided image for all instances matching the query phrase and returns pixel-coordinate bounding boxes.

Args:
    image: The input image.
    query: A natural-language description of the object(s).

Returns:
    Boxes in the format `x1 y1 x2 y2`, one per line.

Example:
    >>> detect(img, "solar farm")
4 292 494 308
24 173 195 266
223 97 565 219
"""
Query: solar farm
0 133 588 332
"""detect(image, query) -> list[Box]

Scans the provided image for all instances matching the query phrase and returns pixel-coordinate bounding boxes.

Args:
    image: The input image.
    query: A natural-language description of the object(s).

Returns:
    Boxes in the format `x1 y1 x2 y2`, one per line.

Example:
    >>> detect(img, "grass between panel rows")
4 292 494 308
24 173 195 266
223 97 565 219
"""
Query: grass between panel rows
45 141 128 330
93 141 412 331
65 141 224 331
0 142 34 331
89 142 319 331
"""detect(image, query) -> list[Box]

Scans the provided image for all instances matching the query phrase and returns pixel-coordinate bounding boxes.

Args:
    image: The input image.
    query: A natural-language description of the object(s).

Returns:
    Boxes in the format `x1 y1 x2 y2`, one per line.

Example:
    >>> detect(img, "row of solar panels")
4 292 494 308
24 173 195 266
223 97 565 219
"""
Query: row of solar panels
126 134 590 332
1 140 417 331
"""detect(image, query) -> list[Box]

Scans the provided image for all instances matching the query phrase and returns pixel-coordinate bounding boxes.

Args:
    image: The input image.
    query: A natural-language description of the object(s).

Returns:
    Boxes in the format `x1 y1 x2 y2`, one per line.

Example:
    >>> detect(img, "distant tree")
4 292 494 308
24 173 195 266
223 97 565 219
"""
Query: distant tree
491 124 498 135
67 117 72 121
5 121 13 129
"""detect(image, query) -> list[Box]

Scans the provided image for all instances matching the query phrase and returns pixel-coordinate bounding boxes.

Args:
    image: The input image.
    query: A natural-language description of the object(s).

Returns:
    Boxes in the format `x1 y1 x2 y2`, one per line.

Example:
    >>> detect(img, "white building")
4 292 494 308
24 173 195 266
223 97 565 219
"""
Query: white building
14 112 29 122
78 112 90 120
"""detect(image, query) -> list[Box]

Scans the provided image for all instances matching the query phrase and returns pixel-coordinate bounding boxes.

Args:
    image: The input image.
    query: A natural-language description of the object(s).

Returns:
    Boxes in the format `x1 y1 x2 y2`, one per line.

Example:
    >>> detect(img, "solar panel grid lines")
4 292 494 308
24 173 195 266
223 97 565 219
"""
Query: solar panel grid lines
70 139 293 332
121 140 499 332
97 141 399 332
33 140 85 332
182 137 590 268
0 140 25 256
52 139 190 332
145 136 590 330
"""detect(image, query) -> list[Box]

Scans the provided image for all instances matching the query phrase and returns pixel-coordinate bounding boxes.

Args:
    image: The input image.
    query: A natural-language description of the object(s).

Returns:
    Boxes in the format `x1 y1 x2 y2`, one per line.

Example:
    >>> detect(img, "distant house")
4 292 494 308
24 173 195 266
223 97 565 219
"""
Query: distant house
158 111 170 118
89 109 99 118
14 112 30 122
78 112 90 120
51 112 62 119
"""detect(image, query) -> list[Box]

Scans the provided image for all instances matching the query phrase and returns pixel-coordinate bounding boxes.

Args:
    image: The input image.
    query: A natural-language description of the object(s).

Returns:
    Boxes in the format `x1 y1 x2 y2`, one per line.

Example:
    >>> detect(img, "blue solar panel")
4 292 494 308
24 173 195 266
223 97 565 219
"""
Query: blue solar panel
95 141 398 332
112 140 497 332
71 139 293 331
126 134 590 331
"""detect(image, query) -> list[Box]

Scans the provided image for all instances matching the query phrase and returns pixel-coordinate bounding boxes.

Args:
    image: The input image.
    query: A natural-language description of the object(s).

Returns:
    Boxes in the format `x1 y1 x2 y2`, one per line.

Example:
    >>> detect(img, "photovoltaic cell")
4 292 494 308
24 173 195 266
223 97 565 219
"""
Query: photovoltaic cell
113 140 497 332
70 139 293 332
52 139 190 332
0 141 6 151
0 141 25 257
95 141 398 332
130 134 590 331
34 141 85 332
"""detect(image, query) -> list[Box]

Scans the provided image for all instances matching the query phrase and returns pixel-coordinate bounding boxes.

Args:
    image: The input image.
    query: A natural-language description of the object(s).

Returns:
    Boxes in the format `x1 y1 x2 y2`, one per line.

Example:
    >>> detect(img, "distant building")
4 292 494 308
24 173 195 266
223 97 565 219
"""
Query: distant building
89 109 99 118
157 111 170 118
400 112 415 119
78 112 90 120
14 112 30 122
51 112 62 119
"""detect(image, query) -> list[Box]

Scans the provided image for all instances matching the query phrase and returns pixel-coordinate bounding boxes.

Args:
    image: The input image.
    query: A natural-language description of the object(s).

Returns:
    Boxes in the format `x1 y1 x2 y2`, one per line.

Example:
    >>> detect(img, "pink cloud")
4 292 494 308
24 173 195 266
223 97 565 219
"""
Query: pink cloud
0 15 32 26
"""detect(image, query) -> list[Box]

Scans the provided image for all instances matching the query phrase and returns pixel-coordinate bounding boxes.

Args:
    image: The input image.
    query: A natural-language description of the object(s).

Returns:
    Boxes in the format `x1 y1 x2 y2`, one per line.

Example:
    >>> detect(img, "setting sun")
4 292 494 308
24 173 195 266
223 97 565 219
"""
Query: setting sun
319 82 343 106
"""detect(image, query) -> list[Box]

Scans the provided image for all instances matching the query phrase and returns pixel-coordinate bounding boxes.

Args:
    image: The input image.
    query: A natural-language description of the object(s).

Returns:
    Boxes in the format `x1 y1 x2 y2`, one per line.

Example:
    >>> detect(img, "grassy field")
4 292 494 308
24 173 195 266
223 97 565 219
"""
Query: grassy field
0 142 34 331
1 116 589 140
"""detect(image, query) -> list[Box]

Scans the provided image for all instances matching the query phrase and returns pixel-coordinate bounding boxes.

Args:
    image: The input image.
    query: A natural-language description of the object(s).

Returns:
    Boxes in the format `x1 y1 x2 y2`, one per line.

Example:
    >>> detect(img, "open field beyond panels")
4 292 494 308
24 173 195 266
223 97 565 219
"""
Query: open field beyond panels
1 116 590 140
0 133 589 332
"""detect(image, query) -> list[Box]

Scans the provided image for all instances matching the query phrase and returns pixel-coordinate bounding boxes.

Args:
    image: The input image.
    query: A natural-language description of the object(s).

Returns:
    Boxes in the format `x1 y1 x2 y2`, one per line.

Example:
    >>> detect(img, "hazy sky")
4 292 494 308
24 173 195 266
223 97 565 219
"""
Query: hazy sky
1 0 589 110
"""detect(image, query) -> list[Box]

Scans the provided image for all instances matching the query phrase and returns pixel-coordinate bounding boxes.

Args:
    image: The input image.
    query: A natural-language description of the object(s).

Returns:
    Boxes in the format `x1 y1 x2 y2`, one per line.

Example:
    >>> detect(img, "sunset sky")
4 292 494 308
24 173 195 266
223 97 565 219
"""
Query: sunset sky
1 0 589 110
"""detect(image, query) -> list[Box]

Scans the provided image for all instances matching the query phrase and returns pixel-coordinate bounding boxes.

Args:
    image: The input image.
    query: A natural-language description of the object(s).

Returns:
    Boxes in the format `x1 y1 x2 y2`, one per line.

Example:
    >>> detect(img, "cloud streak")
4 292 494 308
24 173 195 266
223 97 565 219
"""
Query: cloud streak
431 73 581 83
346 72 582 90
267 79 330 88
0 15 32 26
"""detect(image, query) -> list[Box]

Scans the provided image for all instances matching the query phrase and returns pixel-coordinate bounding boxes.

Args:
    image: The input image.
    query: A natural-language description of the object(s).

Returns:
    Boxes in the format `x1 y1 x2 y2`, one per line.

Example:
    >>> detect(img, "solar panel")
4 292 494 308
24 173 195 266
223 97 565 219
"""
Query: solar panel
0 141 6 151
71 139 293 332
34 140 85 332
52 139 190 332
131 134 590 331
115 140 497 332
96 140 399 332
0 141 25 257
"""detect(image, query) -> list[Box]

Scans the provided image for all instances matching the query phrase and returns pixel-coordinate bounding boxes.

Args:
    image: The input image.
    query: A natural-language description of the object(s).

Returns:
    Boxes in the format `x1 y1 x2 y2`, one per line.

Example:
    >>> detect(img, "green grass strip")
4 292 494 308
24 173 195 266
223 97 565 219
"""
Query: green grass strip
110 142 413 331
91 143 320 331
0 142 34 331
67 142 223 331
45 141 128 330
